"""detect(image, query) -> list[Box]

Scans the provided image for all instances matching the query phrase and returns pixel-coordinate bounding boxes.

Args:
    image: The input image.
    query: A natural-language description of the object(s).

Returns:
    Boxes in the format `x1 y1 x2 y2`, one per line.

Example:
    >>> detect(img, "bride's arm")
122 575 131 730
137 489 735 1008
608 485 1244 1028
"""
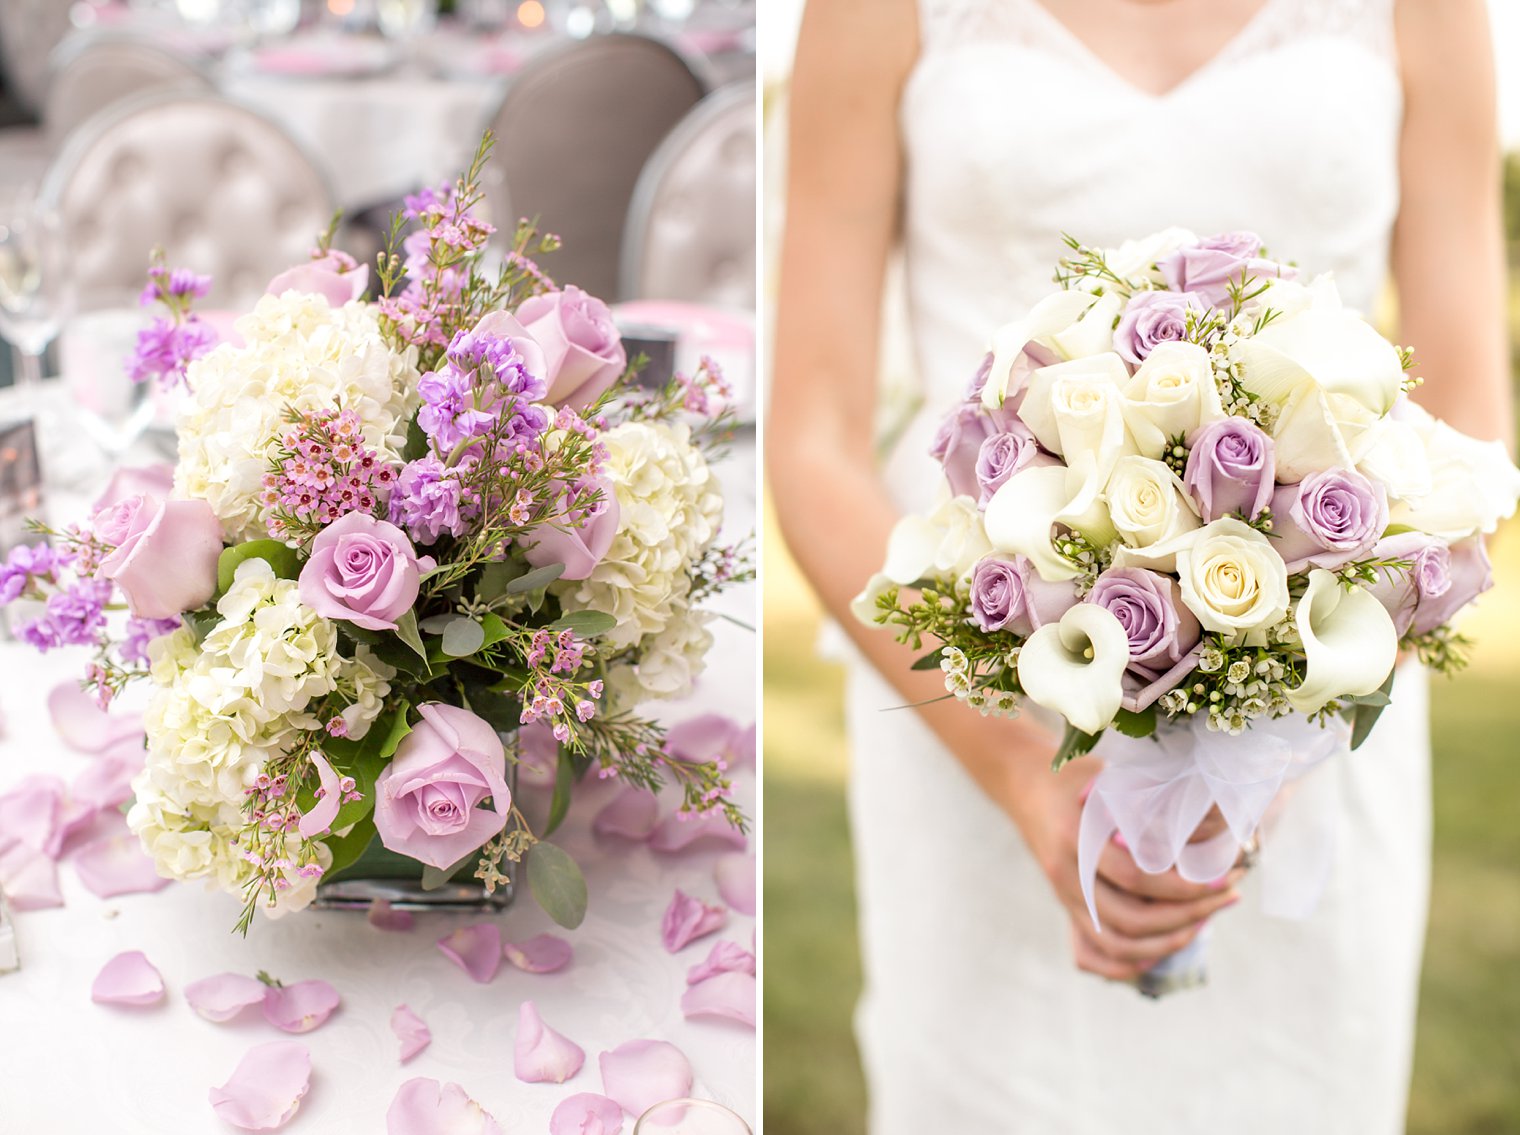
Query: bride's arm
1393 0 1512 448
769 0 1241 981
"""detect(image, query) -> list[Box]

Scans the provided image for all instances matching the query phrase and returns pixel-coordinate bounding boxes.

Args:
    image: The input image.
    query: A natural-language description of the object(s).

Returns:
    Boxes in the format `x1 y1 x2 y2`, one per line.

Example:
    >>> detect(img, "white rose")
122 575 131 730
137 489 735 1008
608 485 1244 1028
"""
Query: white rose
1386 402 1520 539
1104 455 1201 548
1270 385 1382 483
1104 227 1198 285
982 290 1102 410
1174 517 1290 643
1118 341 1226 458
1344 413 1431 502
1017 353 1134 484
1233 300 1404 418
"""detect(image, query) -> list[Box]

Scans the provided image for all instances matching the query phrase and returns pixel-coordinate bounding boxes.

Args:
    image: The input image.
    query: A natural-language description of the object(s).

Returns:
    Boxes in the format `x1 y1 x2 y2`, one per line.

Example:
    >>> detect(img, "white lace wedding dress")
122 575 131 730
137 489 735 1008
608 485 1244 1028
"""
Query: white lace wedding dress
846 1 1431 1131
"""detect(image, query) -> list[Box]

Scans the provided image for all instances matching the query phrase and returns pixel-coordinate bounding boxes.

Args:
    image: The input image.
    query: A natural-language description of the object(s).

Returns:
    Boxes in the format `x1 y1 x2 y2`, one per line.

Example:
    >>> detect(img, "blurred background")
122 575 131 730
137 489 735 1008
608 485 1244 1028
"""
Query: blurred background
761 4 1520 1133
0 0 756 534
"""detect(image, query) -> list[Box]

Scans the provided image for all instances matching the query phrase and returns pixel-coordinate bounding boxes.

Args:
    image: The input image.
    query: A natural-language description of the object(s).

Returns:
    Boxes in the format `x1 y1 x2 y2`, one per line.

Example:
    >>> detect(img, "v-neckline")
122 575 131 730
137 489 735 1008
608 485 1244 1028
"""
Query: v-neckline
1017 0 1282 101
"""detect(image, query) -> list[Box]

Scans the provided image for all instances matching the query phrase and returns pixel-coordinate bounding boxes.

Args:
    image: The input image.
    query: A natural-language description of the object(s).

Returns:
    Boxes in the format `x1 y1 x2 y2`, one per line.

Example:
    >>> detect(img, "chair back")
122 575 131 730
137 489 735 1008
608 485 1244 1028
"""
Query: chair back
46 34 212 147
39 91 335 312
482 33 704 301
620 81 754 308
0 0 76 116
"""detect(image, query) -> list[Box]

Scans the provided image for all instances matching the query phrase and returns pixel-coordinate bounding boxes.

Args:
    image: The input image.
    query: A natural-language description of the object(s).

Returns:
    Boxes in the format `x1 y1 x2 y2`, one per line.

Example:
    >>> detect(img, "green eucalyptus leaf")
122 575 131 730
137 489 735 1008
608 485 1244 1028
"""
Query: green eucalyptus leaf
441 618 487 658
418 614 455 634
1350 668 1397 750
1112 707 1157 739
526 841 587 929
546 609 617 637
477 560 524 602
217 539 300 595
507 563 565 594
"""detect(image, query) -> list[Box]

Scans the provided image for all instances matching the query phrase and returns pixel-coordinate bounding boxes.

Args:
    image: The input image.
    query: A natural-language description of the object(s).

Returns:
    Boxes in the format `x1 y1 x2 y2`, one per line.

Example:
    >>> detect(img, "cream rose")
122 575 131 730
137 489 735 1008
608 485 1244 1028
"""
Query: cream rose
1104 456 1201 548
1017 353 1134 484
1118 341 1226 458
1174 517 1290 642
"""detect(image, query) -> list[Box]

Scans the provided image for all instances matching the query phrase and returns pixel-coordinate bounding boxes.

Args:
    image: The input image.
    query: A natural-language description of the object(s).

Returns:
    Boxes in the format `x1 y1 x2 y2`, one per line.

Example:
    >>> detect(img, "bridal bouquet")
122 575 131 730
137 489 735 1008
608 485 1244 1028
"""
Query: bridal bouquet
1 137 749 932
859 230 1520 987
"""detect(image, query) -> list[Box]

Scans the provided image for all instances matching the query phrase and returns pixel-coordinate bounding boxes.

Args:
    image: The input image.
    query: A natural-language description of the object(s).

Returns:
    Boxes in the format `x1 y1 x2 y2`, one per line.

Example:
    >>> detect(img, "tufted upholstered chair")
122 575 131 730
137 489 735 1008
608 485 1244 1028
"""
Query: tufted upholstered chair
620 81 754 309
45 34 213 148
39 91 335 313
0 0 76 117
482 34 705 302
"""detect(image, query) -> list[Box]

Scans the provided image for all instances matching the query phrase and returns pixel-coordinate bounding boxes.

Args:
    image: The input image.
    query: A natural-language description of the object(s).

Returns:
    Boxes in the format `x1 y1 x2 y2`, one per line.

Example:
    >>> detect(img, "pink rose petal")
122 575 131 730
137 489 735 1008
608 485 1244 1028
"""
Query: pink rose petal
209 1041 311 1131
386 1077 504 1135
186 973 268 1023
48 681 142 753
680 971 756 1028
592 788 659 841
502 933 573 974
261 979 340 1033
0 843 63 910
550 1094 625 1135
661 889 727 953
664 713 741 764
686 939 755 985
714 853 756 916
598 1039 693 1118
392 1004 432 1064
437 924 502 983
0 774 66 856
368 899 415 932
515 1000 585 1083
91 950 164 1006
73 831 173 898
648 811 748 854
297 751 343 838
728 722 756 767
516 721 560 788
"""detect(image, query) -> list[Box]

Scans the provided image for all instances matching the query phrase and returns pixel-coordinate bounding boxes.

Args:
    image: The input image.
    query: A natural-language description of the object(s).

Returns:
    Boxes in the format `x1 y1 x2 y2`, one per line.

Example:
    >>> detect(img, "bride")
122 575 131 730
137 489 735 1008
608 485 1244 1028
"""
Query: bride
767 0 1511 1131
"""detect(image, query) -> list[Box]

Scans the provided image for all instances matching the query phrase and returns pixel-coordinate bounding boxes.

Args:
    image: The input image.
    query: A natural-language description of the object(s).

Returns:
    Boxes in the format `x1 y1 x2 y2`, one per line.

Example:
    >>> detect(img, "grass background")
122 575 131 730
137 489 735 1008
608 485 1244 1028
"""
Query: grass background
761 161 1520 1135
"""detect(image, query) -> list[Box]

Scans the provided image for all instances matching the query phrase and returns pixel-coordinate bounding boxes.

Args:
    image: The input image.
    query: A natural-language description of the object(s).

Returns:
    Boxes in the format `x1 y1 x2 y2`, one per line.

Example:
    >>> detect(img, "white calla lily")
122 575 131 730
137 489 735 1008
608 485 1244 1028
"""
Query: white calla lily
982 290 1101 410
881 512 943 585
850 572 896 626
879 496 992 587
1016 603 1131 735
1234 306 1404 416
984 465 1115 582
1286 570 1399 715
1270 385 1380 483
1050 292 1123 360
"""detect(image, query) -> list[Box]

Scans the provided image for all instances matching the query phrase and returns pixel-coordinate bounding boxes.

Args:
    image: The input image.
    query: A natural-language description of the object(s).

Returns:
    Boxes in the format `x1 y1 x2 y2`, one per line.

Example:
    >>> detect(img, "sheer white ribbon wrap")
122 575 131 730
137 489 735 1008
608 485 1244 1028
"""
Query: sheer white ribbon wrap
1077 713 1351 931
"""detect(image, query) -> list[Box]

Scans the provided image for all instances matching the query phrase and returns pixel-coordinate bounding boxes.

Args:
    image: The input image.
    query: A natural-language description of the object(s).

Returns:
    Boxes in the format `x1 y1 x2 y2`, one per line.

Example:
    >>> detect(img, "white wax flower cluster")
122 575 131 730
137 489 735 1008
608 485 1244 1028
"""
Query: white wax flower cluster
174 292 420 541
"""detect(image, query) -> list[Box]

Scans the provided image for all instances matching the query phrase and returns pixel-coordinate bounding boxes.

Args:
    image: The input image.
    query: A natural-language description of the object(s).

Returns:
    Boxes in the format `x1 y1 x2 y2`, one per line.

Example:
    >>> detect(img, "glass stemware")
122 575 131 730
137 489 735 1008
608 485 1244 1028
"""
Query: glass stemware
0 193 72 400
633 1099 752 1135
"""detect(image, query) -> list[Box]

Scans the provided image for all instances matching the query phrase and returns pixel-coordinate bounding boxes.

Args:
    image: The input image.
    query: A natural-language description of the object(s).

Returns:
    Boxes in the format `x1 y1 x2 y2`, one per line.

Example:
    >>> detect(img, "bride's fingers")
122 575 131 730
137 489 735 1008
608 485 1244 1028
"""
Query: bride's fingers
1076 913 1205 965
1093 878 1240 939
1097 842 1245 902
1187 805 1230 843
1069 925 1144 982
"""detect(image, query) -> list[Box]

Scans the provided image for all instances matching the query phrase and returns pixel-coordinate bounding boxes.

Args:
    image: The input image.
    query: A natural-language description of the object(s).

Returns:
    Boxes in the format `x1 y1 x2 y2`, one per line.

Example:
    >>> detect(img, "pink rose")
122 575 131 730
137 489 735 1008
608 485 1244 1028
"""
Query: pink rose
373 703 511 870
514 286 627 410
93 464 174 512
298 512 430 632
97 499 223 618
520 477 622 581
266 251 369 308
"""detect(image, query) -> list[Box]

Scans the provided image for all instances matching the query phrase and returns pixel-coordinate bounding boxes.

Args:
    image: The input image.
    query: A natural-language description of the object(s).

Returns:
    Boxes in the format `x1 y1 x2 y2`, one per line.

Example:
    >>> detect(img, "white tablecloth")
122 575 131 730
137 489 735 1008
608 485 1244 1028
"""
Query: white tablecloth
0 439 757 1134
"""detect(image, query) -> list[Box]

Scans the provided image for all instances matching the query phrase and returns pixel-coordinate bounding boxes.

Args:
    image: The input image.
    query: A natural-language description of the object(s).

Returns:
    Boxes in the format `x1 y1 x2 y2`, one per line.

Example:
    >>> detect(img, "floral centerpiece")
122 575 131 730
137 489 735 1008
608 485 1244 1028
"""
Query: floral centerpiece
1 137 750 932
858 229 1520 993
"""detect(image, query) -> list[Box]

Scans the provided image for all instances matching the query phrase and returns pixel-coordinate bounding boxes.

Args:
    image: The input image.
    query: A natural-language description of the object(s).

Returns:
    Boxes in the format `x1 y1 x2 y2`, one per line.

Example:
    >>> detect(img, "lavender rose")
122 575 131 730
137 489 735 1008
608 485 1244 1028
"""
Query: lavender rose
1361 532 1446 637
1270 468 1389 572
1411 537 1491 635
1086 567 1202 710
1114 290 1203 365
373 702 511 870
1183 417 1276 522
520 476 622 581
969 557 1028 633
97 497 223 619
514 285 627 410
1158 231 1294 308
298 512 432 631
930 402 996 499
974 425 1045 506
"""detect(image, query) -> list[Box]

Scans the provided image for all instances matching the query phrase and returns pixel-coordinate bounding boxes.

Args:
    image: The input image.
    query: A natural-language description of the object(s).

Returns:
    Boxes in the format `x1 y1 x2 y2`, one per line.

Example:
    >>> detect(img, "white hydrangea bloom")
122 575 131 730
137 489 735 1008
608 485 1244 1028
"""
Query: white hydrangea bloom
553 421 723 651
175 291 419 541
127 559 392 910
602 603 715 713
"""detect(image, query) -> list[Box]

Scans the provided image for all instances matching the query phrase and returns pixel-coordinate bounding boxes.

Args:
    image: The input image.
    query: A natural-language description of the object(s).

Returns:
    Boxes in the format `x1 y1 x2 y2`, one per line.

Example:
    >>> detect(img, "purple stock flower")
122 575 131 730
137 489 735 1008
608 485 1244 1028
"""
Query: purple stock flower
1270 468 1388 572
388 454 476 544
1086 567 1201 712
1114 290 1204 365
1184 417 1276 522
417 367 499 450
18 578 113 652
417 328 550 452
446 327 546 401
0 543 69 604
139 267 211 307
125 316 218 390
119 616 182 666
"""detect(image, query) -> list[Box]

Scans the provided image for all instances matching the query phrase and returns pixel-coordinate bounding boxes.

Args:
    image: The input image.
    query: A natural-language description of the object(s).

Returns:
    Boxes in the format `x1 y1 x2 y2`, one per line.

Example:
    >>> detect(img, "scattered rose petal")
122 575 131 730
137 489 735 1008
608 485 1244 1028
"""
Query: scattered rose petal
0 774 66 856
368 899 415 932
550 1094 624 1135
392 1004 432 1064
503 933 573 974
714 853 755 916
515 1000 585 1083
73 831 172 898
71 743 144 810
598 1039 693 1118
665 714 742 764
209 1041 311 1131
727 722 756 767
516 721 559 788
592 788 659 841
437 924 502 983
661 889 727 953
91 950 164 1006
261 979 340 1034
387 1077 504 1135
680 971 756 1028
186 973 268 1023
686 939 755 985
47 681 142 753
0 843 63 910
297 751 342 838
649 811 748 854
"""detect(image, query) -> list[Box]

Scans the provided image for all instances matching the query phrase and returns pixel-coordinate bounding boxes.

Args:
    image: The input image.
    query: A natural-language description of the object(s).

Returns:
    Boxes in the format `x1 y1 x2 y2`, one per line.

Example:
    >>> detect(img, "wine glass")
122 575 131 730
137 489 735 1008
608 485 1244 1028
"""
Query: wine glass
0 192 74 400
633 1099 752 1135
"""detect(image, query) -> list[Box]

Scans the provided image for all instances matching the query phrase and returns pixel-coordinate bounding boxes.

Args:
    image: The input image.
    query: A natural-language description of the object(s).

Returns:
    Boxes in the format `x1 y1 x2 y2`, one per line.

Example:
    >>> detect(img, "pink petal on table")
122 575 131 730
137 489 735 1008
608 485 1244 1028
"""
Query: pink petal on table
503 933 573 974
727 722 756 767
714 853 756 916
297 751 342 838
686 939 756 985
648 811 747 854
598 1039 693 1118
0 842 63 910
261 979 340 1034
186 973 268 1023
680 971 756 1028
91 950 164 1006
369 899 415 932
0 774 65 855
71 746 143 811
592 788 659 841
386 1077 504 1135
437 924 502 983
391 1004 432 1064
514 1000 585 1083
47 681 142 753
549 1093 624 1135
209 1041 311 1131
664 713 741 764
661 889 727 953
516 721 560 789
73 830 172 898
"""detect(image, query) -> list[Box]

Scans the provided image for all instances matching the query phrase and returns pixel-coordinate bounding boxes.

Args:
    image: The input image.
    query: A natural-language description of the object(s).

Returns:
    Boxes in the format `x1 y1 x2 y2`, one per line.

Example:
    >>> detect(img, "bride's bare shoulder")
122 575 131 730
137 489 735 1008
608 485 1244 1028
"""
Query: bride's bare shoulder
793 0 920 93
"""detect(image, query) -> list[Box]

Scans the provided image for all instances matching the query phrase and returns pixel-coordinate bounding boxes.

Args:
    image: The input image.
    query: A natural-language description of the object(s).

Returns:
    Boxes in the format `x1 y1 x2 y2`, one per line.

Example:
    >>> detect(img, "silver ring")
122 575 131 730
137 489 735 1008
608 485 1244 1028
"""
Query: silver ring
1239 836 1260 871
